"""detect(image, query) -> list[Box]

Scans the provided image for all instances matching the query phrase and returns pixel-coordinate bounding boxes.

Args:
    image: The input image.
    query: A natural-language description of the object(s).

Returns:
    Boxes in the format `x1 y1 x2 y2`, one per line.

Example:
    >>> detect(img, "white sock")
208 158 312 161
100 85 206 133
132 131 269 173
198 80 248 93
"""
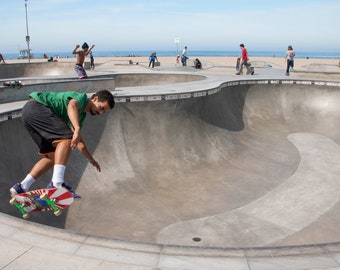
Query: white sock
20 174 35 191
51 164 66 187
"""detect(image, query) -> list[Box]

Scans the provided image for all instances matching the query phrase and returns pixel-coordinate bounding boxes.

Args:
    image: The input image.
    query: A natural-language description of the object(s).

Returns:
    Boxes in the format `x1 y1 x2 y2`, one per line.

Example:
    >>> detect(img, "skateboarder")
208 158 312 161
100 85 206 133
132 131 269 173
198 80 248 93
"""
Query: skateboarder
10 90 115 198
236 44 253 75
72 42 95 79
148 52 158 68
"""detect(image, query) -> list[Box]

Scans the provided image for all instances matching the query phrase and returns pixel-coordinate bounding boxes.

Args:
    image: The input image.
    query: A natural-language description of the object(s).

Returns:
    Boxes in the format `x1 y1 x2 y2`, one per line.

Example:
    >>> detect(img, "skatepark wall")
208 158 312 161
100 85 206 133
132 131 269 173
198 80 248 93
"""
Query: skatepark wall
0 62 77 79
114 73 204 87
0 78 115 104
2 81 340 247
0 73 204 104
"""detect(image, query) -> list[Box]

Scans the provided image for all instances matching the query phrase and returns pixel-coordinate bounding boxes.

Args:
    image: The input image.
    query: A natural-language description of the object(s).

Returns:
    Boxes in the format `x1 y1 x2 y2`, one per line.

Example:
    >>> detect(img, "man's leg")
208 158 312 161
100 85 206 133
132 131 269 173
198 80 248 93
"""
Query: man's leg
49 139 81 198
245 61 251 74
51 140 72 187
286 61 290 75
10 156 54 194
30 155 55 179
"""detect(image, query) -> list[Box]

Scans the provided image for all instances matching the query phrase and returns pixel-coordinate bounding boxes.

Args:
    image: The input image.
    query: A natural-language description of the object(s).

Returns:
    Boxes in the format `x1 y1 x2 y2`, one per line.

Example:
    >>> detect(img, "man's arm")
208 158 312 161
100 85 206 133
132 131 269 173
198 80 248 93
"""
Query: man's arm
76 140 101 172
86 45 95 56
66 98 101 171
67 99 81 149
72 44 80 55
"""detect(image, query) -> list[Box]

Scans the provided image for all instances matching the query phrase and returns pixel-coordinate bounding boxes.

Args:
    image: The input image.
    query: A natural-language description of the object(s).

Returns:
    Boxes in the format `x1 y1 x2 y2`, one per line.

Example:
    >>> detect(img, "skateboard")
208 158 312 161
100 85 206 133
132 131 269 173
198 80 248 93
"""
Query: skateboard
3 80 24 89
10 187 74 219
236 57 241 71
236 58 255 75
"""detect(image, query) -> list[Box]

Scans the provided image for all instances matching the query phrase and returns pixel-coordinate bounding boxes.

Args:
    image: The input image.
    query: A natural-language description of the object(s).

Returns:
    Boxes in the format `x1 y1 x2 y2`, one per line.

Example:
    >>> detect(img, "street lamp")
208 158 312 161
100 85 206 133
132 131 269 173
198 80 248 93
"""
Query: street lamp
174 37 180 57
24 0 31 63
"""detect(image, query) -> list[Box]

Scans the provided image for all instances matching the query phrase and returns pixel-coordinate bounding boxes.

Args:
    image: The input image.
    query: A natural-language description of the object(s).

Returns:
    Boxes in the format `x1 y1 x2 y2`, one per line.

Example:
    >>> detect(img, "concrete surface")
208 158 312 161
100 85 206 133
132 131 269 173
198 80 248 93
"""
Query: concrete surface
0 62 78 79
1 63 340 269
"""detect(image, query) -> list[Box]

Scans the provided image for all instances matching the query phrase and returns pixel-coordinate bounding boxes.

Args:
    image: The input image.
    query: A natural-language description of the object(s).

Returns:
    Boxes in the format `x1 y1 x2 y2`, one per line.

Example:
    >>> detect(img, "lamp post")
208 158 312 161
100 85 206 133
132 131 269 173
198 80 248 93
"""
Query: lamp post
24 0 31 63
174 37 180 57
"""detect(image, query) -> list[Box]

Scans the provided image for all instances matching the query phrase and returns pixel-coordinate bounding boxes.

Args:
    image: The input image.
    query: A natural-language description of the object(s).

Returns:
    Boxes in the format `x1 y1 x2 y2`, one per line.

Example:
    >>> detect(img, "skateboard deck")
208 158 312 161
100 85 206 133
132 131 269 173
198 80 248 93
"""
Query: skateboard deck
236 57 241 71
10 187 74 219
3 80 23 89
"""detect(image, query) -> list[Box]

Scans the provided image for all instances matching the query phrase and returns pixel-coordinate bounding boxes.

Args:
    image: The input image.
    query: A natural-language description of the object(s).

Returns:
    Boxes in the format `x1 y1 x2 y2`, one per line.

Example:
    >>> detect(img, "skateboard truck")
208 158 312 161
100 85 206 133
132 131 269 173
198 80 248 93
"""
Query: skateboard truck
9 198 30 219
40 193 62 216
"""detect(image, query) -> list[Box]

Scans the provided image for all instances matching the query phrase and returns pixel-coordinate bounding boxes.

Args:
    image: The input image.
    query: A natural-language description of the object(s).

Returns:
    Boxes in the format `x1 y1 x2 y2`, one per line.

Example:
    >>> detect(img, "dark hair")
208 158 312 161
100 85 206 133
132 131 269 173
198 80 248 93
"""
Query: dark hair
82 42 89 49
92 90 115 109
240 44 245 48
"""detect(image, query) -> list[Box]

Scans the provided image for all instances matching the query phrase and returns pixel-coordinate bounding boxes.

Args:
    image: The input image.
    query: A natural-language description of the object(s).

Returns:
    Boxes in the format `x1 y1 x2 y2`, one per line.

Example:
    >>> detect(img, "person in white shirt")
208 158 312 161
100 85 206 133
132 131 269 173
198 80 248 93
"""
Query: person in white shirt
285 45 295 76
181 46 188 66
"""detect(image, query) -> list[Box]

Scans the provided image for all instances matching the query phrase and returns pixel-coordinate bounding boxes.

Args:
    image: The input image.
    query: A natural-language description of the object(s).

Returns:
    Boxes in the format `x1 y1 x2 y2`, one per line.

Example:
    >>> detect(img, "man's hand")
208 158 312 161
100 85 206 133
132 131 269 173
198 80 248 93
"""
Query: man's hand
90 159 101 172
70 127 81 149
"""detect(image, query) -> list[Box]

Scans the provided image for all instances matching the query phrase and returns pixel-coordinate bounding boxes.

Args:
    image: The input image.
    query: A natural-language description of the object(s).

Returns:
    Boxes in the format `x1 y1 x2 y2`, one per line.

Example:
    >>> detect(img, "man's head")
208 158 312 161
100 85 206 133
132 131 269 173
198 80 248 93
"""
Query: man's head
82 42 89 53
89 90 115 115
240 44 245 48
82 42 89 49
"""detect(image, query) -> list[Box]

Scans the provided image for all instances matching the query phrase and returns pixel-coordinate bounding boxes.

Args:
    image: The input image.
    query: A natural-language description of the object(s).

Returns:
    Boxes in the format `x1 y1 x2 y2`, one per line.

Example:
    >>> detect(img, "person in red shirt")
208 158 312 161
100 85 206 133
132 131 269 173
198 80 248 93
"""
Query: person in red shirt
236 44 253 75
0 53 5 64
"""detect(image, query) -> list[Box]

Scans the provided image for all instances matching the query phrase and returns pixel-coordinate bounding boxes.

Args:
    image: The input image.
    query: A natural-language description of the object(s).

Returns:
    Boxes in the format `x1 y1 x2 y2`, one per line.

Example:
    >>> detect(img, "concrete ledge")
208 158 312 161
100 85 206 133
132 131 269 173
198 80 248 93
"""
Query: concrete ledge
1 212 340 269
0 62 76 79
0 77 115 104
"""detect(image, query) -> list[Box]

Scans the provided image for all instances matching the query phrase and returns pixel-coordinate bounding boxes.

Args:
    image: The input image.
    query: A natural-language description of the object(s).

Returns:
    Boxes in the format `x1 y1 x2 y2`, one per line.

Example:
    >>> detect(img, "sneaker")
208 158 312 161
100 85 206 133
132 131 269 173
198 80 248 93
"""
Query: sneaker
236 72 241 75
10 183 26 195
251 71 255 75
46 181 81 199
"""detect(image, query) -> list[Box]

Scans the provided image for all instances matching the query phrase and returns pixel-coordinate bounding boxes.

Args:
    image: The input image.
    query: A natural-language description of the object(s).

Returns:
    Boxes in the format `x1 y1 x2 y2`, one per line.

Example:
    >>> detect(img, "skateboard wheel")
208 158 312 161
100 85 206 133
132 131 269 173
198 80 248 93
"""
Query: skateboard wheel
9 198 16 204
54 209 62 216
23 213 30 219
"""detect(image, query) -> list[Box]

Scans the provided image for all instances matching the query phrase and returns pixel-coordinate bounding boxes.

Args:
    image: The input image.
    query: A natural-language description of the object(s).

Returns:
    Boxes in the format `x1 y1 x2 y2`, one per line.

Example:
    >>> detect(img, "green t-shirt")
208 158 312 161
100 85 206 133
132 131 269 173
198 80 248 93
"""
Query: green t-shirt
29 91 88 128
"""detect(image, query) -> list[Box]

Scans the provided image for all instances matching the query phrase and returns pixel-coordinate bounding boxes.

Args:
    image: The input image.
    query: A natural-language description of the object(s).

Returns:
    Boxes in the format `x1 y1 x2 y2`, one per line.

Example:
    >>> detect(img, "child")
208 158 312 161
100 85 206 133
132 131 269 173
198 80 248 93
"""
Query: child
72 42 95 79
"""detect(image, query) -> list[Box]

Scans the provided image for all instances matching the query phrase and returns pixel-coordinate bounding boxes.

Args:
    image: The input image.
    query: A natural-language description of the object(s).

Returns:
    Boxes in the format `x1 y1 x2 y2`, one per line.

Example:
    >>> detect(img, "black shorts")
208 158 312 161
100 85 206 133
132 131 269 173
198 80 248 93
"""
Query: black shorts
22 100 73 154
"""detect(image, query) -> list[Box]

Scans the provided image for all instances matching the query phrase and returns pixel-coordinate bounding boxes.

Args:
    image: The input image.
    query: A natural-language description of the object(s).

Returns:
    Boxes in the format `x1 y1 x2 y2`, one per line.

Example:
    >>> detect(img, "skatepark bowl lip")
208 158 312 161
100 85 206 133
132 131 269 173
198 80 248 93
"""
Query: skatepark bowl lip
2 74 340 268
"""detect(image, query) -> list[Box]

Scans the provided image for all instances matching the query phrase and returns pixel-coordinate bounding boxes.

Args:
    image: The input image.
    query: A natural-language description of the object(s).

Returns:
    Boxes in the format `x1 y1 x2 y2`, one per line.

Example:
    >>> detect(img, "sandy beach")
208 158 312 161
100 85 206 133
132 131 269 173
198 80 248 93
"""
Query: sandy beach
4 55 339 69
2 55 340 81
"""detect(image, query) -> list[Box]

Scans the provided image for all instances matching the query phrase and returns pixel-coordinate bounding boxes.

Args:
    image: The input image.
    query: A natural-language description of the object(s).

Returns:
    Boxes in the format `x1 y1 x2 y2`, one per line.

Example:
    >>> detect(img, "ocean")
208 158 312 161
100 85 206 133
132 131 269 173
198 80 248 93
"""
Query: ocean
3 50 340 60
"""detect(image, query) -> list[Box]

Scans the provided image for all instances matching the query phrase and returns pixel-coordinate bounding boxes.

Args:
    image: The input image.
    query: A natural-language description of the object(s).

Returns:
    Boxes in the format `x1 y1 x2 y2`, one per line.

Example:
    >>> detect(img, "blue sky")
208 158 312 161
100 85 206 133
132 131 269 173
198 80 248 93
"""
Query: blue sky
1 0 339 53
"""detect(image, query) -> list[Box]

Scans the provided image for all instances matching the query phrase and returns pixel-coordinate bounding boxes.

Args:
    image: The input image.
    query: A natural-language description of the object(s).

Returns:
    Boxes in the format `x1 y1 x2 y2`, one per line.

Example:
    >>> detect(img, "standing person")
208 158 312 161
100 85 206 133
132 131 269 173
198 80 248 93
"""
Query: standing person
236 44 252 75
72 42 95 79
10 90 115 198
148 52 158 68
89 52 95 70
0 53 5 64
285 45 295 76
181 46 188 66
